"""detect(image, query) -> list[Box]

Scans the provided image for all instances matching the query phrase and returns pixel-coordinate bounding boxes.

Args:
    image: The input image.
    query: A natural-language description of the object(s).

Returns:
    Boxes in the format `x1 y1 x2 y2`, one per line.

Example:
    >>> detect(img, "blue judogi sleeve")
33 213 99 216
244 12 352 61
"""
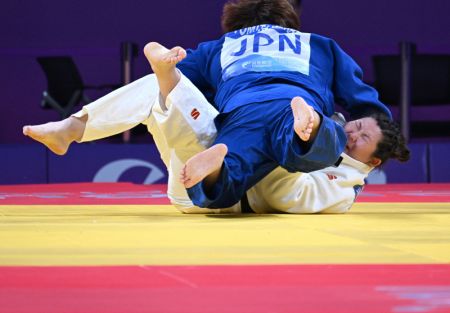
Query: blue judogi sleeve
177 49 209 89
177 40 222 105
329 40 392 120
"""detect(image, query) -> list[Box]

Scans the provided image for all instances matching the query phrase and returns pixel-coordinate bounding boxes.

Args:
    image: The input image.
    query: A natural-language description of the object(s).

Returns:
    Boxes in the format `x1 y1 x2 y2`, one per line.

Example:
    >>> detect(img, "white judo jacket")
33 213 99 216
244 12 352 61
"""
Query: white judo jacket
248 153 371 214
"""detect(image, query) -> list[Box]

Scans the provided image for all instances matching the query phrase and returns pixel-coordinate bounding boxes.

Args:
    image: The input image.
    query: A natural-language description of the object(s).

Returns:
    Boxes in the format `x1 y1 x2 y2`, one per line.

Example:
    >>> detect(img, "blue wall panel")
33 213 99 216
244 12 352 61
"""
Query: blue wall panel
429 142 450 182
0 144 47 184
47 143 167 184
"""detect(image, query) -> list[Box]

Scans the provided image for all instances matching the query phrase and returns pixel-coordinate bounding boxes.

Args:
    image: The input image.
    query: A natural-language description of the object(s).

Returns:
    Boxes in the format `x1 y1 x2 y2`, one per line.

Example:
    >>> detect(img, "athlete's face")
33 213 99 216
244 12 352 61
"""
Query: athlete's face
344 117 382 166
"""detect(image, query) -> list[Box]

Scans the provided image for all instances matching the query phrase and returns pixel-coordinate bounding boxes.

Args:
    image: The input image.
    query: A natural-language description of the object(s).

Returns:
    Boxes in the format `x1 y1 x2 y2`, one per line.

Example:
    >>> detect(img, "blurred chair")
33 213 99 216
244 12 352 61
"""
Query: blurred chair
373 53 450 138
37 56 118 119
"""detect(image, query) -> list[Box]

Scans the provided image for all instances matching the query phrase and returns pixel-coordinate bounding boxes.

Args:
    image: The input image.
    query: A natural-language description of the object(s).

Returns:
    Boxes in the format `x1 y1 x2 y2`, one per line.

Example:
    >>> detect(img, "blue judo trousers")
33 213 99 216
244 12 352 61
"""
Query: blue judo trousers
187 99 347 208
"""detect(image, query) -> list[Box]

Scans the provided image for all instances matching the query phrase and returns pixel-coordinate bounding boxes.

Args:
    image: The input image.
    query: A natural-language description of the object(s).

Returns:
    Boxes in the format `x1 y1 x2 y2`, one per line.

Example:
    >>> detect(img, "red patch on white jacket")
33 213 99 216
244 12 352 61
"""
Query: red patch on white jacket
326 174 337 180
191 108 200 120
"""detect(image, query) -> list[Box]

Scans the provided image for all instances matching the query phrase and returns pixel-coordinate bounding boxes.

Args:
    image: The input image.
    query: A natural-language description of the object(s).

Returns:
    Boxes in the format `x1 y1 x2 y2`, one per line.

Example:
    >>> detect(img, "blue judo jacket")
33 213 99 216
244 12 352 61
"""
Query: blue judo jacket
177 24 391 120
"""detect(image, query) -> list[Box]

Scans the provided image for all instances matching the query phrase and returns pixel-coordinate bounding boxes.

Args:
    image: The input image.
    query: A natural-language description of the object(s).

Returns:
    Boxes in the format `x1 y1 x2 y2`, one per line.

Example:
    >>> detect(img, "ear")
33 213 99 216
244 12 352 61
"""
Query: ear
369 157 382 167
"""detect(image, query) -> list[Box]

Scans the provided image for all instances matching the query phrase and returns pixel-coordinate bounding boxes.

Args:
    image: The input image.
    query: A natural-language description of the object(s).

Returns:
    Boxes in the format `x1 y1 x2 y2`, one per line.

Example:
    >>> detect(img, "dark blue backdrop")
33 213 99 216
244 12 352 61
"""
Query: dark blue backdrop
1 0 449 143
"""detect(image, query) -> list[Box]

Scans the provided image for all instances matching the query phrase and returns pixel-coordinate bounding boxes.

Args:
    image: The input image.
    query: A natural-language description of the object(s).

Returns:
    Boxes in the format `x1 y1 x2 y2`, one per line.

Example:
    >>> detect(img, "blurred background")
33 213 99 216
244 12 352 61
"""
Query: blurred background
1 0 449 185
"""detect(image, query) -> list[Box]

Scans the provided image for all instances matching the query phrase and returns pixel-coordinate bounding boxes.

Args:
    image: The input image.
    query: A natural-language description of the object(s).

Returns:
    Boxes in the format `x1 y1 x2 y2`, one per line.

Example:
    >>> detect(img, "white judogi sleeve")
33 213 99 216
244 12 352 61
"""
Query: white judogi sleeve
247 153 372 214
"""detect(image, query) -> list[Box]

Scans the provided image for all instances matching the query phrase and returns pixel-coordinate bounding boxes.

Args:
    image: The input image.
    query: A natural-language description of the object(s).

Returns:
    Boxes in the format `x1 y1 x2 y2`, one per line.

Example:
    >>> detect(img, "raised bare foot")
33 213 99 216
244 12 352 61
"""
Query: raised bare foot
23 120 76 155
291 96 315 141
143 42 187 74
180 144 228 189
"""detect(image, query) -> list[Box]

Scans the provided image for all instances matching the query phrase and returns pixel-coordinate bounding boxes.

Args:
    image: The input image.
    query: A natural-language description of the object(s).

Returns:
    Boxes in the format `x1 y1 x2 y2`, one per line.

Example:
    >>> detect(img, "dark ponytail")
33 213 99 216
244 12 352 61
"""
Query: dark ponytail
372 113 410 165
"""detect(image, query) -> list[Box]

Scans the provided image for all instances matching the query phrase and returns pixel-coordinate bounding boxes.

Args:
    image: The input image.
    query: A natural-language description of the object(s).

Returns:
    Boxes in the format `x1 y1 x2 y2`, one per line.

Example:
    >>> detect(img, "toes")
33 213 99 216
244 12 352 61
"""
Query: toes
184 179 193 188
180 166 187 182
178 49 187 61
300 134 309 141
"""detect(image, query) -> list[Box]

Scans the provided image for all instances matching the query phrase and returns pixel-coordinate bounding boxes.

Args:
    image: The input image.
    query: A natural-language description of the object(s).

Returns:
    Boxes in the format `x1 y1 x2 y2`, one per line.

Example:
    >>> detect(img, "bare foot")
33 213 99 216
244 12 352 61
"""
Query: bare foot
22 118 81 155
143 42 187 103
181 144 228 189
143 42 187 74
291 96 315 141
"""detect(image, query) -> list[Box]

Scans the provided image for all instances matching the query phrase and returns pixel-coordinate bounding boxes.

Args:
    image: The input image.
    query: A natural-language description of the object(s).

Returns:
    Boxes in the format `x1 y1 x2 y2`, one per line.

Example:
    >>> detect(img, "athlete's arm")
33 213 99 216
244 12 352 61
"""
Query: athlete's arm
247 164 366 214
330 40 392 120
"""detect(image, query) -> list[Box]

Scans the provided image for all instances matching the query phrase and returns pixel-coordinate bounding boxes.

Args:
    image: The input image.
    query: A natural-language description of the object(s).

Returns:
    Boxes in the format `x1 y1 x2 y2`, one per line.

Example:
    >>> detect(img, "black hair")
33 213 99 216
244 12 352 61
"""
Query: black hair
221 0 300 33
372 113 410 165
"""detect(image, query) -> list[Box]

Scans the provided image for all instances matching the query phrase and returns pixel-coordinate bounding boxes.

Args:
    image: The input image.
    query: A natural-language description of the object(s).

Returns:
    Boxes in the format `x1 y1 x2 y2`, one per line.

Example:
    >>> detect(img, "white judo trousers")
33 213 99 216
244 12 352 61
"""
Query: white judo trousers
74 73 373 214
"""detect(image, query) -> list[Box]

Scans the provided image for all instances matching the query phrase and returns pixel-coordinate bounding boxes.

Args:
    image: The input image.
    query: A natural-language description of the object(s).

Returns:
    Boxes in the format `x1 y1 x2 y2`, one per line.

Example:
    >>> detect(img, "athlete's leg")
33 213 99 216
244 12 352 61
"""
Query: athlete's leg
146 73 240 214
23 74 160 152
142 41 238 213
142 42 226 191
74 74 159 142
185 103 278 209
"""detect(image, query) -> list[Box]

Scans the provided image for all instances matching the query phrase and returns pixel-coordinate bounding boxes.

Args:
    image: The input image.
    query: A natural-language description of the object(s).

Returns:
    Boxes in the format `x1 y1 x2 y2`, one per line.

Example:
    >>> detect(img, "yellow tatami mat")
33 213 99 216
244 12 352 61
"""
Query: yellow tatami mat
1 202 449 266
